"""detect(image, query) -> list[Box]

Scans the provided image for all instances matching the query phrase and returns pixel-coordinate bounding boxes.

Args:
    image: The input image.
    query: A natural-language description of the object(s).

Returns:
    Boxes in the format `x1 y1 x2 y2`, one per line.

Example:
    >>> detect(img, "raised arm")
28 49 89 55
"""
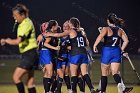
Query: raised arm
43 30 70 38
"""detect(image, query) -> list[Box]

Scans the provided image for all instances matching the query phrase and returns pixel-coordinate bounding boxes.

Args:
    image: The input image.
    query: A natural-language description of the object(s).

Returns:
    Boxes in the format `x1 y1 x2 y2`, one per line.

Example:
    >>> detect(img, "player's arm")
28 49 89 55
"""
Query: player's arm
120 29 129 52
93 27 107 52
81 30 89 46
44 38 59 50
43 30 70 38
5 37 22 45
98 27 104 42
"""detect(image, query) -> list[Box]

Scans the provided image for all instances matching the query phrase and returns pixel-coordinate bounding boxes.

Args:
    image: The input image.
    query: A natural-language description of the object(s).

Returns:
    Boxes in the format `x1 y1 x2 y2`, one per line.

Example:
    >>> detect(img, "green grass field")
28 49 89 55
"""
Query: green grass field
0 55 140 93
0 85 140 93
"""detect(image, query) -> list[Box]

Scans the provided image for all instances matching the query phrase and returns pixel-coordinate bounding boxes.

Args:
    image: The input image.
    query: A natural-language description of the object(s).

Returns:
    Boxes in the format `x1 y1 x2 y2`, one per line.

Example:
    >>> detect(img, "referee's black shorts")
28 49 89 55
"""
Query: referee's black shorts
18 48 39 70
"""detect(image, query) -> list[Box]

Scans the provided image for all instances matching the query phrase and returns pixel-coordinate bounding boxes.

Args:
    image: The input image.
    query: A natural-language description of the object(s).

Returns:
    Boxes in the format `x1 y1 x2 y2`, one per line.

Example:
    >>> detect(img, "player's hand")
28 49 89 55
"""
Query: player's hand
55 46 60 50
0 39 6 46
67 46 71 50
37 34 43 43
5 38 11 41
122 52 128 58
43 32 52 37
5 38 12 44
98 27 103 33
93 46 98 53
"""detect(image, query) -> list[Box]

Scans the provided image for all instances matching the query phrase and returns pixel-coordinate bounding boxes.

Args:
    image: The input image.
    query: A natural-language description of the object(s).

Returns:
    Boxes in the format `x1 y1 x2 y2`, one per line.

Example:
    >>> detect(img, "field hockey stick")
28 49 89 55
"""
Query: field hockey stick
125 55 140 82
57 38 61 55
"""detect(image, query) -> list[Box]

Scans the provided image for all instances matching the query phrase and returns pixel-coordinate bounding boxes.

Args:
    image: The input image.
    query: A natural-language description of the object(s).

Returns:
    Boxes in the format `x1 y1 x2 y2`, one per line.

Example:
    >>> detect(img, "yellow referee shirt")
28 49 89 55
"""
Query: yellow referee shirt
17 17 37 53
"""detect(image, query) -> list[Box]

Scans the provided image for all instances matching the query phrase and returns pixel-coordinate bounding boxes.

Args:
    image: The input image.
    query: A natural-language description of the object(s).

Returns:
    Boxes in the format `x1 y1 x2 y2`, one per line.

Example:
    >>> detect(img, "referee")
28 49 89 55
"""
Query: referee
1 4 38 93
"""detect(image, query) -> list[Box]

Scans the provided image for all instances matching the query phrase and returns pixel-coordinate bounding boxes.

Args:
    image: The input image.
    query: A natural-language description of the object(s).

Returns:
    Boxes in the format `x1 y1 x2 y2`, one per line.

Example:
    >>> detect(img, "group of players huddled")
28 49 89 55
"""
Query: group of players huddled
0 4 133 93
37 18 96 93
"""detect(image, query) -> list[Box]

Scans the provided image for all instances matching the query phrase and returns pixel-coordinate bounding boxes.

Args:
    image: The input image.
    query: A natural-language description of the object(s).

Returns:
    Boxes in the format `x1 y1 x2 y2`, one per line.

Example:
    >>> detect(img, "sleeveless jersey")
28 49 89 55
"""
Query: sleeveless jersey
103 26 121 47
70 30 87 56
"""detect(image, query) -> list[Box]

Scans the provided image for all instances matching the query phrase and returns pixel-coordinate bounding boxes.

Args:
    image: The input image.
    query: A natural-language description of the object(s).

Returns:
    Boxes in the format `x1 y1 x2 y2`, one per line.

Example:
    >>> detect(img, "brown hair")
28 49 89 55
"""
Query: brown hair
69 17 80 28
108 13 125 27
12 4 29 17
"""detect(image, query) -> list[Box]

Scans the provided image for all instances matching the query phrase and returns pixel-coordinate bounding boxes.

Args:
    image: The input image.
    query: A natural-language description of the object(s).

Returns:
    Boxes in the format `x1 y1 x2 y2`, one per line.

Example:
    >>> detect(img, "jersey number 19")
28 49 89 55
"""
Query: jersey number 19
77 37 85 47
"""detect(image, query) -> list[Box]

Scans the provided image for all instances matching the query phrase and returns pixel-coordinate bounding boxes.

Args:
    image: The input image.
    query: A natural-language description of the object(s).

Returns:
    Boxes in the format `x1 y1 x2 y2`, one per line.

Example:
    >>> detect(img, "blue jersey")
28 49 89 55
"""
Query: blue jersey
57 36 70 69
59 36 71 54
101 26 122 64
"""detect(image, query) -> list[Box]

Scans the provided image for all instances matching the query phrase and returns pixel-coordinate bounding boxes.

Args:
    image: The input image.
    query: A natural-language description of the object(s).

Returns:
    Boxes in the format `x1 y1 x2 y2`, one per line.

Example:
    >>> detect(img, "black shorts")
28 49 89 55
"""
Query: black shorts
18 48 39 70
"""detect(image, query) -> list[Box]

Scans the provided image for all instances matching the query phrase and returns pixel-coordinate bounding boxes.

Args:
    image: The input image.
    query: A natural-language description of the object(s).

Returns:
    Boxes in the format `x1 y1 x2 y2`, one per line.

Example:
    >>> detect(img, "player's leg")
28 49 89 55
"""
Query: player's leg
111 62 123 93
80 54 96 93
100 63 110 93
97 66 110 92
13 67 27 93
26 70 36 93
50 75 57 93
40 49 53 93
43 63 53 93
56 61 64 93
62 65 72 92
77 73 85 93
70 63 78 93
80 63 96 93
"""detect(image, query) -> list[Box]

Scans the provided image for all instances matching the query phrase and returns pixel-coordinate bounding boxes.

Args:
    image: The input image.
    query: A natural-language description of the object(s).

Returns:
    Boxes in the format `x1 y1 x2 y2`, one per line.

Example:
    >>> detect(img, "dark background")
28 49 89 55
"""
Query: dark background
0 0 140 54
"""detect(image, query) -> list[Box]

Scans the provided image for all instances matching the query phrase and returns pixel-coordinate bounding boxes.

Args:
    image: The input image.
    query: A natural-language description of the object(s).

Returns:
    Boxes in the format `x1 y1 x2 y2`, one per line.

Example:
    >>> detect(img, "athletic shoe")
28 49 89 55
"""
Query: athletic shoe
68 89 73 93
71 90 77 93
95 90 105 93
80 91 86 93
123 87 133 93
96 89 101 92
117 83 123 93
91 89 97 93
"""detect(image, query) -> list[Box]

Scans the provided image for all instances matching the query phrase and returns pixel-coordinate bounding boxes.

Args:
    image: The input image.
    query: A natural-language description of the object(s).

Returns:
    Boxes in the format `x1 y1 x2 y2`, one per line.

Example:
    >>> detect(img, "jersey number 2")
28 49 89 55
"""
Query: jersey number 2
77 37 84 47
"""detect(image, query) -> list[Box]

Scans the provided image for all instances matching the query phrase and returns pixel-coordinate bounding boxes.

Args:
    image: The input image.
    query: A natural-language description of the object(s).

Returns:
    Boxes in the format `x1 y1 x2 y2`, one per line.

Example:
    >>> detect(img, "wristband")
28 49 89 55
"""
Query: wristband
121 51 127 55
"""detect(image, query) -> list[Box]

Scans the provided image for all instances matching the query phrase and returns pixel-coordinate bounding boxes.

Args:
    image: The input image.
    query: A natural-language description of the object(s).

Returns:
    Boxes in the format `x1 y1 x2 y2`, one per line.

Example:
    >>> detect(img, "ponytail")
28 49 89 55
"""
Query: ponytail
108 13 125 27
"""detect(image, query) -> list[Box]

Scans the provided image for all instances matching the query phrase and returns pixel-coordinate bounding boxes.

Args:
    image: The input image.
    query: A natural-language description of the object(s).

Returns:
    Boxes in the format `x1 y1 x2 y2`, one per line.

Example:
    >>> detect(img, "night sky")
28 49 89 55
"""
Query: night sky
0 0 140 54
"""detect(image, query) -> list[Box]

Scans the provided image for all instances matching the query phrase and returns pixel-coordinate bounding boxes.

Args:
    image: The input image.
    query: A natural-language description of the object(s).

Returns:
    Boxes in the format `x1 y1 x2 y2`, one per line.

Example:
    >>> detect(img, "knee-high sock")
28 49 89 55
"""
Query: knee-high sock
56 77 63 93
16 82 25 93
71 76 78 92
82 74 94 91
64 75 71 90
28 87 36 93
78 77 85 92
50 76 57 92
113 74 121 84
43 78 52 92
101 76 107 92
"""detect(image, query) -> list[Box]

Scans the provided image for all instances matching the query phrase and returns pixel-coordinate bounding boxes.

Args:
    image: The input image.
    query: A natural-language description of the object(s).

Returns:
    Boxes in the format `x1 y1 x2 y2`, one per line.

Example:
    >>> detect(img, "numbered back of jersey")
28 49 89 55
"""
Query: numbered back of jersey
112 37 119 46
104 36 121 47
77 36 85 47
